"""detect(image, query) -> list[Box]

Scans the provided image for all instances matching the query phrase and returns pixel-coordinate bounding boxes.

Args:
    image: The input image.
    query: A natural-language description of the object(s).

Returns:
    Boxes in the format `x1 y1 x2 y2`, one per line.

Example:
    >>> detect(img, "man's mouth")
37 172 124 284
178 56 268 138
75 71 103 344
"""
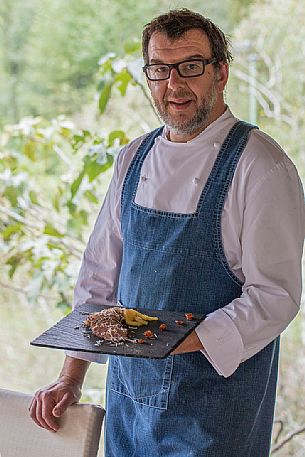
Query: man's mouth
167 99 193 110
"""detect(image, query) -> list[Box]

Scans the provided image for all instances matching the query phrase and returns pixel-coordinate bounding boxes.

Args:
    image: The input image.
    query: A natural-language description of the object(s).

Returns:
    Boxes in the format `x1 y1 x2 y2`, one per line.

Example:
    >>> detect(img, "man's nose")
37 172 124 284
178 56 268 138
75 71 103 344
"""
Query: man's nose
167 68 186 90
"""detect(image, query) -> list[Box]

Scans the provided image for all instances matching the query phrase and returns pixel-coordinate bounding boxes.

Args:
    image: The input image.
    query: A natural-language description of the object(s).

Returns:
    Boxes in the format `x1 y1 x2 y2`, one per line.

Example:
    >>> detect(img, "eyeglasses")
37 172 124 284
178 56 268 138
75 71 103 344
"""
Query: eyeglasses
143 58 217 81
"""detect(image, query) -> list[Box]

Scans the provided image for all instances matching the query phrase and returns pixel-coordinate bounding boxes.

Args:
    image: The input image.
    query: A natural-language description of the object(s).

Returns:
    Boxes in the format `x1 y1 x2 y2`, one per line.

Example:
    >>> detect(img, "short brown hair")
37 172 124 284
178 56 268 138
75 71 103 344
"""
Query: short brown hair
142 8 233 66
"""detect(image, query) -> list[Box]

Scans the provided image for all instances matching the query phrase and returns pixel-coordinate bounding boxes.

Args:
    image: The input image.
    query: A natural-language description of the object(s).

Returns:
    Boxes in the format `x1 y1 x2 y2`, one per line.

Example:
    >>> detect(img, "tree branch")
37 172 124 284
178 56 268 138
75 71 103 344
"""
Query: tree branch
0 280 57 301
271 424 305 453
0 205 84 259
273 419 285 444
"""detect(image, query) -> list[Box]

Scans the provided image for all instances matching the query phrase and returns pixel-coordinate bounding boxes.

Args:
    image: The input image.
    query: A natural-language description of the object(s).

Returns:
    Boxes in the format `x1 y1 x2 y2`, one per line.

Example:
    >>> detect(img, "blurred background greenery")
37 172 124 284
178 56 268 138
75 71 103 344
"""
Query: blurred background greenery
0 0 304 455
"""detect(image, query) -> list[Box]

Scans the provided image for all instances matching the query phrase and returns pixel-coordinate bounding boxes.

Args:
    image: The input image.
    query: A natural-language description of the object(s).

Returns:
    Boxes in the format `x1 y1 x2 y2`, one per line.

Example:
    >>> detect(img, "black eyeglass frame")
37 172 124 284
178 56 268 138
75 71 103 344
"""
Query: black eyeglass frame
142 57 218 81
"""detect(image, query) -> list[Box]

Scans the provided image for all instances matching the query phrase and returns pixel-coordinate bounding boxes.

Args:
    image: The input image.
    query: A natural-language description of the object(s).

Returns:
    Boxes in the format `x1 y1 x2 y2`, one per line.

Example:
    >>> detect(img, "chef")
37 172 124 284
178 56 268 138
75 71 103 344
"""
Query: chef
30 8 305 457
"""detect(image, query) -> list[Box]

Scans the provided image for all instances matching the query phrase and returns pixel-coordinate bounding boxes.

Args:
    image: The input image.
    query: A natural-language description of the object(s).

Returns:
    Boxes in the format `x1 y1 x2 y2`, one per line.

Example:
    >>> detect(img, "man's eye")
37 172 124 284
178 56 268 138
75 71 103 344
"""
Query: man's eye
155 66 168 73
185 63 199 70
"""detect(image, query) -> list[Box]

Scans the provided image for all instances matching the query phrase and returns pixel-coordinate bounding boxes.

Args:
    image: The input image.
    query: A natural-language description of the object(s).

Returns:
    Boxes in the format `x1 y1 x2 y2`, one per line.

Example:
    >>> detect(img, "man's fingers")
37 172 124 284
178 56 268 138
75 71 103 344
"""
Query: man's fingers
29 398 43 429
39 395 60 431
52 392 71 417
35 395 57 432
29 390 60 432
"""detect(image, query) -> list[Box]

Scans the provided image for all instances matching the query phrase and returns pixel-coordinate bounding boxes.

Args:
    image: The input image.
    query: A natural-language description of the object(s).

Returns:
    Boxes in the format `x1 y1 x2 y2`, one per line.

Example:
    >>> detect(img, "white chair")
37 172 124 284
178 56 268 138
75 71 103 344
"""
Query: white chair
0 388 105 457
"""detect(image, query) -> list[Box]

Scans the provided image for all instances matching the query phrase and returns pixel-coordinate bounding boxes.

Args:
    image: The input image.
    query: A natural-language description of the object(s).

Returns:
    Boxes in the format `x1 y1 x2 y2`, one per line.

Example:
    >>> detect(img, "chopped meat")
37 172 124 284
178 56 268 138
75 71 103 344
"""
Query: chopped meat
83 307 128 343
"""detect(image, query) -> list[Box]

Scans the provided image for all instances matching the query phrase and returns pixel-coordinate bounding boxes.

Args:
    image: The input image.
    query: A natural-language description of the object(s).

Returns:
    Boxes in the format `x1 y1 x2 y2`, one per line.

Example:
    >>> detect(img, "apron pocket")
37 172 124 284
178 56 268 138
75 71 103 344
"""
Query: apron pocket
109 355 173 410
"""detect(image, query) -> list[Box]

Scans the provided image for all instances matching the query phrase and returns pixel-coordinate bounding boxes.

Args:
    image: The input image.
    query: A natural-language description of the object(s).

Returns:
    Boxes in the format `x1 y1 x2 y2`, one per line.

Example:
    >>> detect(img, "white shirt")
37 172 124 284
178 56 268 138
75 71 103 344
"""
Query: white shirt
67 108 305 377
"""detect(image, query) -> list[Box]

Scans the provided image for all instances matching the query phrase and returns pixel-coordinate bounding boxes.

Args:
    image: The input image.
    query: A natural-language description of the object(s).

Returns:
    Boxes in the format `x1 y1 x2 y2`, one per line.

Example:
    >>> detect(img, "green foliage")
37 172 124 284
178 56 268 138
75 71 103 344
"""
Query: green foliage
97 47 141 114
0 112 129 309
0 0 238 123
0 50 150 309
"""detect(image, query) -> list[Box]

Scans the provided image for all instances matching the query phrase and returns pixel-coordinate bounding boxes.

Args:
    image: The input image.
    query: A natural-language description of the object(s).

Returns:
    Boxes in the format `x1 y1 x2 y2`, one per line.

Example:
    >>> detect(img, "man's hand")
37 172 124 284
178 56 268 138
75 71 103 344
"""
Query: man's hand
171 330 204 355
29 376 82 432
29 356 89 432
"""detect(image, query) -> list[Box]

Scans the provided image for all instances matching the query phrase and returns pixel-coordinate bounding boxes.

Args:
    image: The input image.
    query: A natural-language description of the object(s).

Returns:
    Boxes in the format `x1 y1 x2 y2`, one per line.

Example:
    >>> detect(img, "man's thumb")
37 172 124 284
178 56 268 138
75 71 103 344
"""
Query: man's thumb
52 406 62 417
53 395 69 417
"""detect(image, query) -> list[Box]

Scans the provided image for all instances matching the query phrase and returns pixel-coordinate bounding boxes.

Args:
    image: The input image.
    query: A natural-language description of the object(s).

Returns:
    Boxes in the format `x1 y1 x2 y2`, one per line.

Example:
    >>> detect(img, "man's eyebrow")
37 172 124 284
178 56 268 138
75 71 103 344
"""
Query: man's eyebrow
149 54 205 64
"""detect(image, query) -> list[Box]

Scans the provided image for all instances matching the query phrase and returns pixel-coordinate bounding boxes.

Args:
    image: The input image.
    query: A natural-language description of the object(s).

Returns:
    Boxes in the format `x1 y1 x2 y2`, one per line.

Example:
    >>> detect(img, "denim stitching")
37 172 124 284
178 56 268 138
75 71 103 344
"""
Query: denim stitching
121 127 163 216
130 201 197 219
111 356 173 410
109 389 169 410
212 122 257 286
126 238 217 259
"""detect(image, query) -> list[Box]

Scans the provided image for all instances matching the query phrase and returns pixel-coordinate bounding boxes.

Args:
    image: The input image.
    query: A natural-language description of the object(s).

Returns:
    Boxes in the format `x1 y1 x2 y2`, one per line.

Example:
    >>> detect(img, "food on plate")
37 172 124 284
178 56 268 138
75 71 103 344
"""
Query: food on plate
143 330 154 338
159 323 167 331
83 307 128 342
123 308 159 326
83 306 158 343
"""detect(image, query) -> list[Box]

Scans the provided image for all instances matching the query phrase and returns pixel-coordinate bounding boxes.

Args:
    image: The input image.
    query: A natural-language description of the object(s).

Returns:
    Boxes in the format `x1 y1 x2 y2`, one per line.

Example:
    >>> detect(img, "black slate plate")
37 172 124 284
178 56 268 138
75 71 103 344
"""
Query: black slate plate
31 304 205 359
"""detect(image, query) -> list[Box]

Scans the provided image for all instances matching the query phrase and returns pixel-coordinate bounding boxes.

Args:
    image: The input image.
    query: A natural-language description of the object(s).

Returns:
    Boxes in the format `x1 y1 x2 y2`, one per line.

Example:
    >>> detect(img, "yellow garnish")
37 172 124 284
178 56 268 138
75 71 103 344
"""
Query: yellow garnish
123 309 159 327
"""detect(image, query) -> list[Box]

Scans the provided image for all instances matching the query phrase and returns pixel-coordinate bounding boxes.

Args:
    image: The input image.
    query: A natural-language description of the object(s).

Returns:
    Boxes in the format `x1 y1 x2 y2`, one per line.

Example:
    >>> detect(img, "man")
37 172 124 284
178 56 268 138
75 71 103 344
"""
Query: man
30 9 305 457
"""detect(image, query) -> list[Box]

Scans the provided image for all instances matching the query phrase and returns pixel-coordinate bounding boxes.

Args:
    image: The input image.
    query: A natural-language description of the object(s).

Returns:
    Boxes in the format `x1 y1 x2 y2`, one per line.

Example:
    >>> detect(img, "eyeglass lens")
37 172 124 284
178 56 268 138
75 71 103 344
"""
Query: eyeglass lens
146 60 205 80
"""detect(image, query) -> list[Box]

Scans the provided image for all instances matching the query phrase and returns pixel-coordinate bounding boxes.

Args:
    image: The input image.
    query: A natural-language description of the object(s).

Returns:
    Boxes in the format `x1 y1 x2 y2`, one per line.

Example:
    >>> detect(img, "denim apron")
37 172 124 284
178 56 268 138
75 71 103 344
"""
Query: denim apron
105 121 280 457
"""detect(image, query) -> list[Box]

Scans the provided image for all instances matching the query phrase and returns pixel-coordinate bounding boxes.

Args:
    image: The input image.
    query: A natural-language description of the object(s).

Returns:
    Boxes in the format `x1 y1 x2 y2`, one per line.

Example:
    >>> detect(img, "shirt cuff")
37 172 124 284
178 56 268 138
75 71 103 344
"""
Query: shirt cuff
195 309 244 377
65 350 108 364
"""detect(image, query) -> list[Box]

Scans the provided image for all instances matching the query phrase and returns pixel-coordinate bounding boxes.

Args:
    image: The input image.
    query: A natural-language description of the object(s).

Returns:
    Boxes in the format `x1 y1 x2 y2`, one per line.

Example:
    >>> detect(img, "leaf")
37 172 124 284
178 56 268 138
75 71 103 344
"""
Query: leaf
52 191 62 212
71 130 91 151
79 209 88 225
84 154 113 182
97 79 106 92
67 200 76 215
70 170 85 199
29 190 39 205
47 241 65 251
108 130 129 146
115 69 132 96
67 209 88 233
6 250 32 277
4 186 19 207
6 255 22 278
44 223 64 238
59 125 74 138
2 223 23 241
98 52 116 66
98 58 115 76
32 256 50 269
98 82 112 113
23 141 36 161
84 190 99 204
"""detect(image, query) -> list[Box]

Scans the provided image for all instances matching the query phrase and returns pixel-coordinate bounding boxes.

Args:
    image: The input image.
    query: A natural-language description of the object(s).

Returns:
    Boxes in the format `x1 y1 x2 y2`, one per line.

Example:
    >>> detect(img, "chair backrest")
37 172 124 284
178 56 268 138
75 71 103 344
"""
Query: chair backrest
0 388 105 457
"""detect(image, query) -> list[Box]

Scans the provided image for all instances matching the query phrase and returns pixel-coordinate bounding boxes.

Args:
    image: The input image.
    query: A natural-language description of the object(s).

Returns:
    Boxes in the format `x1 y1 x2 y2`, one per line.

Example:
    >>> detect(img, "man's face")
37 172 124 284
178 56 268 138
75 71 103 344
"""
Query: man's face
146 29 228 142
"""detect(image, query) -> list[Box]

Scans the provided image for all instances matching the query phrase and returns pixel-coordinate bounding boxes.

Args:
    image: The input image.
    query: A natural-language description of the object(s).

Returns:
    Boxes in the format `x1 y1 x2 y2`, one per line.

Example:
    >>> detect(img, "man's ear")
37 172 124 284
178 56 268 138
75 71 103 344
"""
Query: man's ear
216 63 229 93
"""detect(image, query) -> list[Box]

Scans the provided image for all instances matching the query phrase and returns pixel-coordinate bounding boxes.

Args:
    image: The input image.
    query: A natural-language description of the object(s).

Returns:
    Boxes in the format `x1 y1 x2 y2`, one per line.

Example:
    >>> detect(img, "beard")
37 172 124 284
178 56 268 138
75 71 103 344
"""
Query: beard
153 80 218 137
